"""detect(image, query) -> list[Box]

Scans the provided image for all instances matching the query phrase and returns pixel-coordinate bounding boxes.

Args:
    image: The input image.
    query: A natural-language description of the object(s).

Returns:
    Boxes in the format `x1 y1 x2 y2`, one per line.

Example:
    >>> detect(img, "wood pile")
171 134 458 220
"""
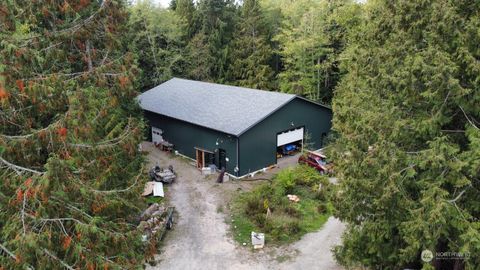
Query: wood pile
138 203 167 239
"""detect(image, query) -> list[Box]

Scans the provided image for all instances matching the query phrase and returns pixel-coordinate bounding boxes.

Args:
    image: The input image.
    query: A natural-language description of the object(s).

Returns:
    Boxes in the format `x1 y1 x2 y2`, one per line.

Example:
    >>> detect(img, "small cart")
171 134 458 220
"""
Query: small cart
149 165 176 184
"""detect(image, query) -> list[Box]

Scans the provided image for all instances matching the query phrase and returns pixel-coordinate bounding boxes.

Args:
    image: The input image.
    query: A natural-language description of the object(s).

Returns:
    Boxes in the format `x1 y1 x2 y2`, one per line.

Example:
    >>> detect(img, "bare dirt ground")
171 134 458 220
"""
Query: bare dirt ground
142 142 345 270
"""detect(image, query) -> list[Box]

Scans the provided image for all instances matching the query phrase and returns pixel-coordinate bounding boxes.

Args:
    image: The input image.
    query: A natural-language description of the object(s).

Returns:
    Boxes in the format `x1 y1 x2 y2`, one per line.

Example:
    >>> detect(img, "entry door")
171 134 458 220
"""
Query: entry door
217 149 226 170
196 149 204 169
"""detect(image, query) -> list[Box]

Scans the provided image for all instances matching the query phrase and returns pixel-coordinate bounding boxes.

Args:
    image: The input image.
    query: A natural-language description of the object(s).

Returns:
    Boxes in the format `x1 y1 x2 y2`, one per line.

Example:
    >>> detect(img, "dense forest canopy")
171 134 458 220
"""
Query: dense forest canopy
1 0 479 269
128 0 362 105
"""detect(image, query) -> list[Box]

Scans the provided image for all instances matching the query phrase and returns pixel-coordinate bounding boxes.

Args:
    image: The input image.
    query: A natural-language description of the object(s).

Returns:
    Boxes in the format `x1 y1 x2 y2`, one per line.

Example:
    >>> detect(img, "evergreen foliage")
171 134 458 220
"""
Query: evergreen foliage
187 0 237 82
127 0 188 91
126 0 357 106
3 0 476 267
331 0 480 269
174 0 198 39
0 0 147 268
231 166 332 244
226 0 274 90
275 0 361 103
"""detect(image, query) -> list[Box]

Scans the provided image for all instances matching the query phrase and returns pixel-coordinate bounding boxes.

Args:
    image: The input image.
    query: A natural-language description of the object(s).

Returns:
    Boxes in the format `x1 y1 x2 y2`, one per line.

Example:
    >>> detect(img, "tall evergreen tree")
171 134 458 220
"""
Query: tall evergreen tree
261 0 285 77
226 0 274 90
332 0 480 269
175 0 198 39
128 0 187 91
186 0 236 81
0 0 147 268
275 0 360 104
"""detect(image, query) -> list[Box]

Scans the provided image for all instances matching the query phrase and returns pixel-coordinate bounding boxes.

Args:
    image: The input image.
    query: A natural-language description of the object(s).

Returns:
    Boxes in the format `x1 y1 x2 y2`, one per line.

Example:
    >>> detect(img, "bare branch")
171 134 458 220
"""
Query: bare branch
0 120 59 140
460 106 479 130
86 40 93 72
90 165 143 194
100 50 110 65
0 242 17 260
447 187 469 203
22 191 27 235
441 129 465 133
39 42 63 52
43 249 75 270
69 121 131 149
0 156 45 175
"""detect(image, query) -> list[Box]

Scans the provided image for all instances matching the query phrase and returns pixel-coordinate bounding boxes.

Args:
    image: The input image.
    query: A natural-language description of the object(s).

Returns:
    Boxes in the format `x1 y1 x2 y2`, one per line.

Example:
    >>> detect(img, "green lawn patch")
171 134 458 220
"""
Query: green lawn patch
230 165 333 245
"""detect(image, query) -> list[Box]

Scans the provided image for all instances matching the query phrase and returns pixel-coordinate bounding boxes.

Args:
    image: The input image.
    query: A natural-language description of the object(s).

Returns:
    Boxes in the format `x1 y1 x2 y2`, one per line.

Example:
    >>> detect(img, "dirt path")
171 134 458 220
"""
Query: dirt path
143 142 344 270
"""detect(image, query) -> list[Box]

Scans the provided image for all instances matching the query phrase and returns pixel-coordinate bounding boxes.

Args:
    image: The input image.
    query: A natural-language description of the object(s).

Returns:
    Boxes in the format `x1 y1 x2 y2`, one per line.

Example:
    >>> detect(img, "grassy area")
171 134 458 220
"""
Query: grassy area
230 165 333 245
144 184 168 205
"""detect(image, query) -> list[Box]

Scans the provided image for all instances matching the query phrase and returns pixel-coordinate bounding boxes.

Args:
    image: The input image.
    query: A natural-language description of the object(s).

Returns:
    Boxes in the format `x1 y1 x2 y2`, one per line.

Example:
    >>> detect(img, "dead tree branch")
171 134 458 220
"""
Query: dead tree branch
0 119 60 140
460 106 479 130
22 191 27 235
448 187 469 203
86 40 93 72
69 121 132 149
90 165 143 194
0 156 45 175
43 249 75 270
0 242 17 260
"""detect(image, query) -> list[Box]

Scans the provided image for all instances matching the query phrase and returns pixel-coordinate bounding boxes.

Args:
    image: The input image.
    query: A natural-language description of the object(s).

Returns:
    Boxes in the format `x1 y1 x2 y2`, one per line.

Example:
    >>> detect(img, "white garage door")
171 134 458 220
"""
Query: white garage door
277 127 304 146
151 127 163 144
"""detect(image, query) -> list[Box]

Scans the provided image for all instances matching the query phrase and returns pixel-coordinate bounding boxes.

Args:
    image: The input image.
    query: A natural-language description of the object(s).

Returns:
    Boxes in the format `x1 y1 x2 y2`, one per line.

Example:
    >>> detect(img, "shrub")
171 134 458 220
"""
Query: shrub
284 220 302 235
231 165 332 244
283 205 302 218
317 203 327 214
314 189 327 201
275 168 296 193
243 196 264 216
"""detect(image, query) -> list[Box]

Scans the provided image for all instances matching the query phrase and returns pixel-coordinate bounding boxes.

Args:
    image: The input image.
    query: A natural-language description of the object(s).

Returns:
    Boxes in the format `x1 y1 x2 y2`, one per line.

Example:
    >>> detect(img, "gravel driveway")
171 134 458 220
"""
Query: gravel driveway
143 142 345 270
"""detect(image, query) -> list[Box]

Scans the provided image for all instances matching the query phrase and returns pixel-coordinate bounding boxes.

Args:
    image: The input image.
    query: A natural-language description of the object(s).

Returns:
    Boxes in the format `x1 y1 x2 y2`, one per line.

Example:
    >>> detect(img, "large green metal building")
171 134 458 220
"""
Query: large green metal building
138 78 332 178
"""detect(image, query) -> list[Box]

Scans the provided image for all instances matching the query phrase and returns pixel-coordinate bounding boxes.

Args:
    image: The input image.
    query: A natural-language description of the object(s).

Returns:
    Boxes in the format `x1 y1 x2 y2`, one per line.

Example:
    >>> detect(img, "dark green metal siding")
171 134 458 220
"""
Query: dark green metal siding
238 98 332 176
144 111 238 175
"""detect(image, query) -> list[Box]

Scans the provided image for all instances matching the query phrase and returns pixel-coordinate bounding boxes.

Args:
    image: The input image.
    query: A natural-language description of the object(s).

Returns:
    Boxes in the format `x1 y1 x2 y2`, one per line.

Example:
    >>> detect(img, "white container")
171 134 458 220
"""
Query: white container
201 167 212 175
251 232 265 246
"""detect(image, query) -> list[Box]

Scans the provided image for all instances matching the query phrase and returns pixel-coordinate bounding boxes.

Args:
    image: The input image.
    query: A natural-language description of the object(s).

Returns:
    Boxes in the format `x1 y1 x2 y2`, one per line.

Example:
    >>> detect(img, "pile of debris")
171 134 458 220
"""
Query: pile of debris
138 203 174 241
287 194 300 203
154 140 174 152
148 165 176 184
142 181 164 197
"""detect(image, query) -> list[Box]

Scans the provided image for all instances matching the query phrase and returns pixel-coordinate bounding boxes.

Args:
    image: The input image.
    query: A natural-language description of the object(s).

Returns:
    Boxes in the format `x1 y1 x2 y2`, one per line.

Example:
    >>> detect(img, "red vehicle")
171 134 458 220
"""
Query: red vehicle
298 151 333 174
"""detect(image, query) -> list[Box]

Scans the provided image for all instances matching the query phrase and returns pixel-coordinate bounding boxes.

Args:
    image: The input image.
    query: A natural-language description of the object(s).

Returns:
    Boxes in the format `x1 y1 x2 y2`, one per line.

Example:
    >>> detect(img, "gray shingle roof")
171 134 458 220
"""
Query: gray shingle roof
137 78 296 136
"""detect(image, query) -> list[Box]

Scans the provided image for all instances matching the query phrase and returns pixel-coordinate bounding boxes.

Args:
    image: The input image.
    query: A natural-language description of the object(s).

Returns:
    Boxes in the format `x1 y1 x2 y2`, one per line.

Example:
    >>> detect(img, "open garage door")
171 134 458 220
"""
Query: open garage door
151 127 163 144
277 127 304 158
277 127 304 146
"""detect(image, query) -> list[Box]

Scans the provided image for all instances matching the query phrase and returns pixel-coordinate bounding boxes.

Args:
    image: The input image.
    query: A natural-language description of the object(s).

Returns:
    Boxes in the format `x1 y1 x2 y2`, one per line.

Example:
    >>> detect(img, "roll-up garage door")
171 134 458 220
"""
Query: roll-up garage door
277 127 304 146
151 127 163 144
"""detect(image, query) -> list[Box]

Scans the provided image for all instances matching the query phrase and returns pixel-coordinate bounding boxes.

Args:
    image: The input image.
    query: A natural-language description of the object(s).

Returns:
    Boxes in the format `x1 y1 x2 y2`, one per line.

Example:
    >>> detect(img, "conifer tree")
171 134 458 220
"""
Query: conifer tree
0 0 147 268
175 0 198 39
187 0 236 81
128 0 187 91
332 0 480 269
275 0 360 103
227 0 274 90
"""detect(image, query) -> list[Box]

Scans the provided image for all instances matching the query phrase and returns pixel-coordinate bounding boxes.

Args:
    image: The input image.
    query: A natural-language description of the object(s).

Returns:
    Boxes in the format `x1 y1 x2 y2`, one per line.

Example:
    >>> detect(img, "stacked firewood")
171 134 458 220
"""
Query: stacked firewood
138 203 167 239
